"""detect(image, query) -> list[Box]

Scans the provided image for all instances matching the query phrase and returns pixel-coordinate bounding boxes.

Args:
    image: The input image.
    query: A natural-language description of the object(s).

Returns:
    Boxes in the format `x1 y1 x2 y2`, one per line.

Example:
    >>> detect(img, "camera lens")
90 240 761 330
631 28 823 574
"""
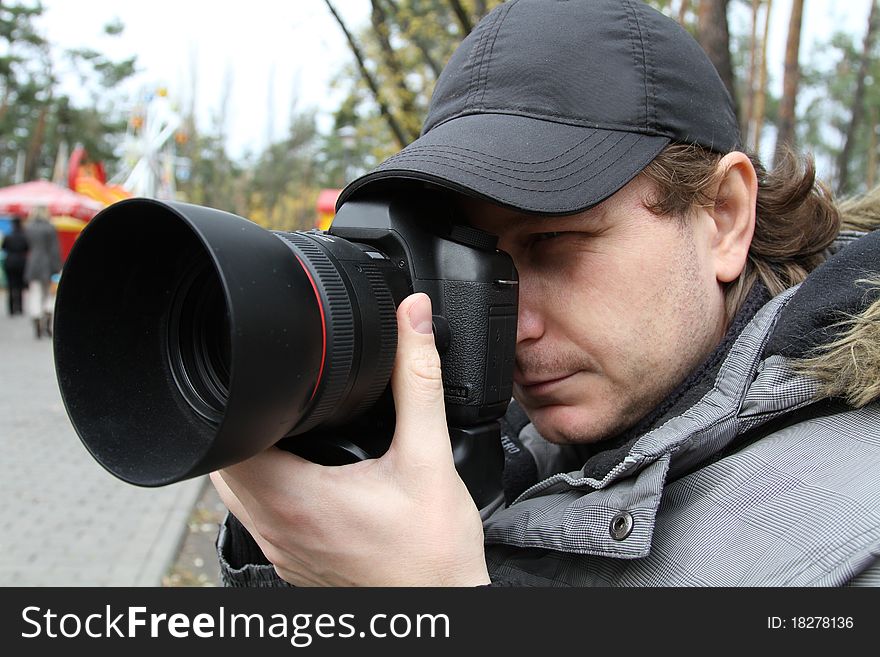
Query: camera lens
54 198 400 486
168 259 232 424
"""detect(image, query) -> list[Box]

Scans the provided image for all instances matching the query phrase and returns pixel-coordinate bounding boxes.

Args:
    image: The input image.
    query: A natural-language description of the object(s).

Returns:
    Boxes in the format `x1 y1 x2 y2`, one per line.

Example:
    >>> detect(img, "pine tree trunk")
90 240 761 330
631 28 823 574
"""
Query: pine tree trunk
837 0 879 195
753 0 772 155
24 103 49 181
697 0 739 124
773 0 805 167
742 0 762 147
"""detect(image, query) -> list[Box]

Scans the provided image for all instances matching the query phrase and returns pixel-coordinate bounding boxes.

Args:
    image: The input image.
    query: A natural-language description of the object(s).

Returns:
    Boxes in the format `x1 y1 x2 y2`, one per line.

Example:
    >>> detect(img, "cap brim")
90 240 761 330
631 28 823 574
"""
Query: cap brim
338 113 670 215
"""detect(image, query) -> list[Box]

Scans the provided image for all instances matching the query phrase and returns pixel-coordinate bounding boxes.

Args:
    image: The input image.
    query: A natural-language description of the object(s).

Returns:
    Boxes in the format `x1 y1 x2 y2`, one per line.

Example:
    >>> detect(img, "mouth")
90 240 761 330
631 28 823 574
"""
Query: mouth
514 372 577 396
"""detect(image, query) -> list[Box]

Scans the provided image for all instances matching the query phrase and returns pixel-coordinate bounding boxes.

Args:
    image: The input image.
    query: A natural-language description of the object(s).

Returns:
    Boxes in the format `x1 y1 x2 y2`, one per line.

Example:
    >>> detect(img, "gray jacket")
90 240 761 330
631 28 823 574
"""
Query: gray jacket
23 217 62 284
216 230 880 587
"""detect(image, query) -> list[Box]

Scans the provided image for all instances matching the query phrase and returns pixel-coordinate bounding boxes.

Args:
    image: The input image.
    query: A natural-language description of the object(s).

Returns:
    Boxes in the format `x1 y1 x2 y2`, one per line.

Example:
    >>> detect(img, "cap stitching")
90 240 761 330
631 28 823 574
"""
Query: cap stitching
623 0 650 130
374 134 645 191
477 0 518 110
376 148 622 189
643 10 658 131
463 13 488 111
465 6 502 112
380 135 623 174
383 144 612 178
383 131 603 168
429 108 673 139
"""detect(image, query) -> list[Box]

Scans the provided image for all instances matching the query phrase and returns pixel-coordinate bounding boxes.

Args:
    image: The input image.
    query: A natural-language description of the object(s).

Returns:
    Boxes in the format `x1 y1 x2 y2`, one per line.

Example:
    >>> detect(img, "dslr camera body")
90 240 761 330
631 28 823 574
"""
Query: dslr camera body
53 190 518 510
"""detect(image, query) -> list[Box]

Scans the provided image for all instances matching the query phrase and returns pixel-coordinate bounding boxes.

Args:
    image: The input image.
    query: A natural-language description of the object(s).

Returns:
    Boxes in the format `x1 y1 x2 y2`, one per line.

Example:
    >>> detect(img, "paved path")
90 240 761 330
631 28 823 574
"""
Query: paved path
0 291 204 586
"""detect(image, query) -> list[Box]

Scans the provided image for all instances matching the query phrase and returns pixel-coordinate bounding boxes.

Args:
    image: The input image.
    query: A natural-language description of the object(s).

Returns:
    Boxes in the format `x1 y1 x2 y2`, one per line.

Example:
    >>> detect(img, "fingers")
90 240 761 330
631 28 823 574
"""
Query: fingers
388 293 452 463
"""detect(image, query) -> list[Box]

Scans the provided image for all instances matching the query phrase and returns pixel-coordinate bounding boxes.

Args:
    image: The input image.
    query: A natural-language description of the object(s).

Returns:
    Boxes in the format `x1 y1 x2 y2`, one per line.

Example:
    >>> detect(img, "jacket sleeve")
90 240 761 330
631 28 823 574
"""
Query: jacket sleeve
848 555 880 587
216 512 292 587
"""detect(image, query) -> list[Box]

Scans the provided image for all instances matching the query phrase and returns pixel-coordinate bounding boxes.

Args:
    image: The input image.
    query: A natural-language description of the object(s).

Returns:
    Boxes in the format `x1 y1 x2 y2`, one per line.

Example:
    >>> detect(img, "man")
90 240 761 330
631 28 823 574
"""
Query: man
212 0 880 586
23 205 62 339
1 217 28 316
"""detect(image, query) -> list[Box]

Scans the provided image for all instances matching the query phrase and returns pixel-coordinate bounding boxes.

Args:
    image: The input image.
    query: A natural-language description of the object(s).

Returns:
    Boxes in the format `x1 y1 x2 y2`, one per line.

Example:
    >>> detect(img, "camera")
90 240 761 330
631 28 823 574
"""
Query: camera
52 190 518 509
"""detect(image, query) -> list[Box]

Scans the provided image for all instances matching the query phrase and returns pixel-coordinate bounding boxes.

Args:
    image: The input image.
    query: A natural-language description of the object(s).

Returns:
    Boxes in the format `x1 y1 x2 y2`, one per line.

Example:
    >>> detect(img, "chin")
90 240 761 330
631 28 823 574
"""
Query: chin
524 403 613 445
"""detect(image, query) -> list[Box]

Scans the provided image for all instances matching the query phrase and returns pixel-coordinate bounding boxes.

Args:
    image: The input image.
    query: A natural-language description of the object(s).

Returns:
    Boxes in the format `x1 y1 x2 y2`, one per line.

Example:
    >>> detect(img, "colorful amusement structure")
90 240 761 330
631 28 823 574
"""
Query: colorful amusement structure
0 87 187 263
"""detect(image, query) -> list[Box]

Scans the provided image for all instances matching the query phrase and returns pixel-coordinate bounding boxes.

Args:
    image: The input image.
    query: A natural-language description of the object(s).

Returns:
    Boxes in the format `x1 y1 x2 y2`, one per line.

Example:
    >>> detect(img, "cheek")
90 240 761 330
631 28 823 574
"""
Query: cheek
564 244 703 378
561 256 650 353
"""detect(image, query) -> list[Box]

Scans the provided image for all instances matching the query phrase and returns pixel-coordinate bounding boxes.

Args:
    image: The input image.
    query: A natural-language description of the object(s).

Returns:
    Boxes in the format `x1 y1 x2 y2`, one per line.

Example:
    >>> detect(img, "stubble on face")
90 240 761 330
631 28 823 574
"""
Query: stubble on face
517 204 725 446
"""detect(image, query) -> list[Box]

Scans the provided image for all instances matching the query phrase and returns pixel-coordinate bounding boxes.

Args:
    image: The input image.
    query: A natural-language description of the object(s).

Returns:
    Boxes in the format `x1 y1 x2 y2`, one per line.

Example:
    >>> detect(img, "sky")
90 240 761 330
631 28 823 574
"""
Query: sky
34 0 875 166
37 0 371 159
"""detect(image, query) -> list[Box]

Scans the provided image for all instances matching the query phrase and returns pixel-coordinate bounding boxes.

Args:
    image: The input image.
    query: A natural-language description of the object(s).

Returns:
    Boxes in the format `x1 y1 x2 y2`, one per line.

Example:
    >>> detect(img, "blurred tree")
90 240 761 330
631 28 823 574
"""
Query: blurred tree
799 25 880 197
836 0 879 195
176 64 246 213
177 130 244 213
773 0 805 166
0 4 137 186
324 0 410 148
246 111 321 231
0 1 51 184
696 0 739 123
324 0 505 170
751 0 772 153
52 21 138 171
740 0 768 147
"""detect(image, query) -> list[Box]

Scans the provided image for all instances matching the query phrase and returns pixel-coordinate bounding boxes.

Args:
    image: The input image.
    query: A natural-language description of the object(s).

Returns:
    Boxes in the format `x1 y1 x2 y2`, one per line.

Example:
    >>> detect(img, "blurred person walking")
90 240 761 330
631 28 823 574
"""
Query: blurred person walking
23 206 61 339
1 217 29 316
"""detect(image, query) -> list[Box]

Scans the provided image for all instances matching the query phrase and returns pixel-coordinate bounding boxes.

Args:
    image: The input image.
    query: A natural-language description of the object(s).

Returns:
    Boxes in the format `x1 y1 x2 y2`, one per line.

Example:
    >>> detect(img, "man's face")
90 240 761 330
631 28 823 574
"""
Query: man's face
461 175 729 445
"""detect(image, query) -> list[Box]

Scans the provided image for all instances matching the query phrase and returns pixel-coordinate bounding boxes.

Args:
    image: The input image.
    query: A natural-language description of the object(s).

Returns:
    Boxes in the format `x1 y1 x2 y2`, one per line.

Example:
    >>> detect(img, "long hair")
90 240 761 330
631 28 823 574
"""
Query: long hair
640 143 841 318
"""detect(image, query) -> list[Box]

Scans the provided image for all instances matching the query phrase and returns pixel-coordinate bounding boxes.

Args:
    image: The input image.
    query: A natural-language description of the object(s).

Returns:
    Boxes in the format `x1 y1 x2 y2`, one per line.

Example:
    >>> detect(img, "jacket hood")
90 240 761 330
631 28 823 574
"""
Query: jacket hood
765 229 880 408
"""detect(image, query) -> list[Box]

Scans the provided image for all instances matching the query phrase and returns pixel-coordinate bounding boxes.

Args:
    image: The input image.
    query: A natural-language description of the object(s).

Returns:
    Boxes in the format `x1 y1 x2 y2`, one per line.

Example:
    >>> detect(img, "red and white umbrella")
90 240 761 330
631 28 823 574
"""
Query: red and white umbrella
0 180 105 221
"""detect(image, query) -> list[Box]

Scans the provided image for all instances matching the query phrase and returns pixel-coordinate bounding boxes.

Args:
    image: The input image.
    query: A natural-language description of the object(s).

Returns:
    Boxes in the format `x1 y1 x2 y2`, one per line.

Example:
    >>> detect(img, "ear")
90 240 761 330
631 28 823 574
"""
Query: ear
707 152 757 283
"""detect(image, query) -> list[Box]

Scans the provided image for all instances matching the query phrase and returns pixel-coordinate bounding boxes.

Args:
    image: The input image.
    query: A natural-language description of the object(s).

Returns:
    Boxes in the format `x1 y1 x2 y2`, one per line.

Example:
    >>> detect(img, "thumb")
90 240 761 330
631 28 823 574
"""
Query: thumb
389 292 451 461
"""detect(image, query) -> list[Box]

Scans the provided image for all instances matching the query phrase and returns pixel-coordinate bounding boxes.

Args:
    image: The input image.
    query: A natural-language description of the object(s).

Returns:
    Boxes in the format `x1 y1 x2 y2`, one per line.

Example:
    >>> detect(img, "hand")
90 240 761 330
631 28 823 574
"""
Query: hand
211 293 491 586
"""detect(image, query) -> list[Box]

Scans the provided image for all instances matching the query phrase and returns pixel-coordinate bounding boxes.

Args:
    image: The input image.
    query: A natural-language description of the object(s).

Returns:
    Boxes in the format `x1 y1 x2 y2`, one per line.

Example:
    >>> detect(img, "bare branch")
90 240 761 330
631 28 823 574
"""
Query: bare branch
323 0 409 148
370 0 421 142
448 0 473 36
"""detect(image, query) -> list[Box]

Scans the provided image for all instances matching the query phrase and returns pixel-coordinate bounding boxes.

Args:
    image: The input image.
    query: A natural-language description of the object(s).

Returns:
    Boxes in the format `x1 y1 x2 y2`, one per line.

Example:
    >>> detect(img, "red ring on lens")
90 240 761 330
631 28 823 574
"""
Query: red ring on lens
295 255 327 402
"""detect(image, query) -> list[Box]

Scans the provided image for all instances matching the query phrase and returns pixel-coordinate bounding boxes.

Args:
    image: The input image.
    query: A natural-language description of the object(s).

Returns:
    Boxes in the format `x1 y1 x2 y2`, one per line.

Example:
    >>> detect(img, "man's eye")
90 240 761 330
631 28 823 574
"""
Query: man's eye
533 231 564 243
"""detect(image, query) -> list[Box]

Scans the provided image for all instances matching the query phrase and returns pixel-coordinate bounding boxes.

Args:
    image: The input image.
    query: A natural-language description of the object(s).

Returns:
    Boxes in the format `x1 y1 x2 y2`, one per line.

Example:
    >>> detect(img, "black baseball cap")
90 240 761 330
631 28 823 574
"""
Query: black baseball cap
337 0 740 215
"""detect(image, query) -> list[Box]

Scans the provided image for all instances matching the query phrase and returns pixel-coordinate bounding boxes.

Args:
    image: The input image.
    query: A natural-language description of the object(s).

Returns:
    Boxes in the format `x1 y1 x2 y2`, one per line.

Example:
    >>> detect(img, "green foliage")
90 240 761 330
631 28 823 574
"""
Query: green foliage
246 112 322 230
798 28 880 194
327 0 506 172
175 129 243 214
67 47 137 89
0 1 51 183
0 1 136 186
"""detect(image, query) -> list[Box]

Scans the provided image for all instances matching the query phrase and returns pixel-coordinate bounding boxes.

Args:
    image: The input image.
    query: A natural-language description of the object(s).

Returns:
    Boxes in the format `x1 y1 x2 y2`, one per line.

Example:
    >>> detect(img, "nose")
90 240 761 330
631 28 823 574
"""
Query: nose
514 271 545 344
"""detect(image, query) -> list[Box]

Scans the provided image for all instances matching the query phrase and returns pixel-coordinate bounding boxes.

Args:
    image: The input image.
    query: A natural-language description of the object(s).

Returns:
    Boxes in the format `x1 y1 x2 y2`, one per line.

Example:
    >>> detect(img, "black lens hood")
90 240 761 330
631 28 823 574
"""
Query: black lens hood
54 198 324 486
